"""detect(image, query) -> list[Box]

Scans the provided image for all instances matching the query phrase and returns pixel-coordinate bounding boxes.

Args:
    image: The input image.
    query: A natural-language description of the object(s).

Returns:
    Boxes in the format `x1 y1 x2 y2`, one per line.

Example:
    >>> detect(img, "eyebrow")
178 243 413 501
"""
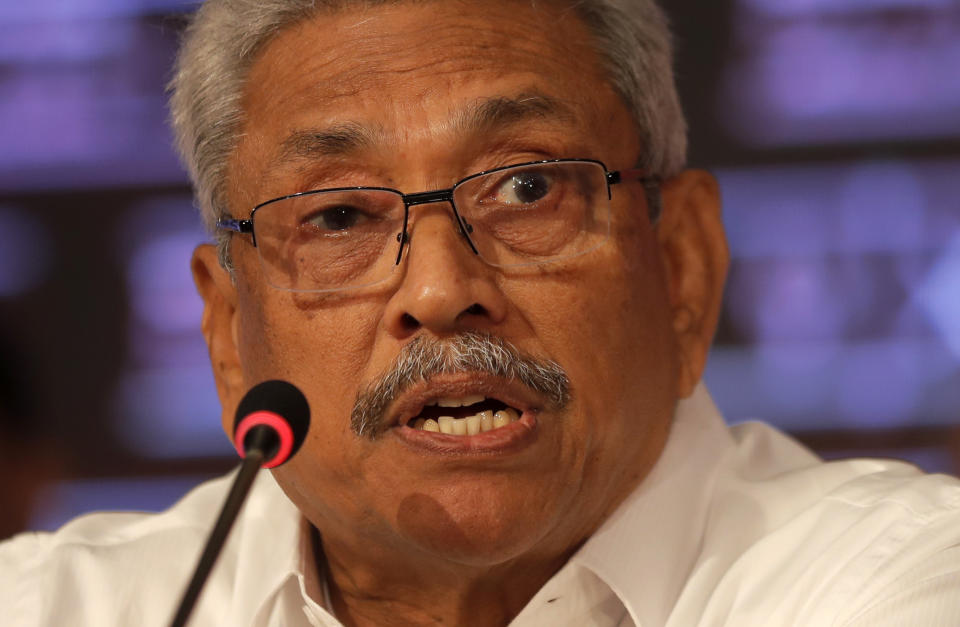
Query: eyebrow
456 92 576 135
273 91 575 167
278 121 381 162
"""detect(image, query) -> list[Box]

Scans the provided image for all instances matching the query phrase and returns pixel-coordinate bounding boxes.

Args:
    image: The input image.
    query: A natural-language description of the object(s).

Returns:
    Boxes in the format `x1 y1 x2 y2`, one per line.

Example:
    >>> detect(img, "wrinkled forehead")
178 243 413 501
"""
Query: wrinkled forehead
259 8 606 106
231 0 630 186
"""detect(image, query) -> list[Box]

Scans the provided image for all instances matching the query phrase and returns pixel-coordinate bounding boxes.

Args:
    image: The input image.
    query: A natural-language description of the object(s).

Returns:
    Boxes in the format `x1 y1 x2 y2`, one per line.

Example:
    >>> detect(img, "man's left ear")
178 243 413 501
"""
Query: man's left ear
655 169 729 397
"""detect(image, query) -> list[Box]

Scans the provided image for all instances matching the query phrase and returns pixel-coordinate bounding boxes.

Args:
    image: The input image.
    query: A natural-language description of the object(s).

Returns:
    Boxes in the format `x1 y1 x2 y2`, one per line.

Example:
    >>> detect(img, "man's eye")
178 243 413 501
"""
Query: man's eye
307 206 366 231
496 171 553 204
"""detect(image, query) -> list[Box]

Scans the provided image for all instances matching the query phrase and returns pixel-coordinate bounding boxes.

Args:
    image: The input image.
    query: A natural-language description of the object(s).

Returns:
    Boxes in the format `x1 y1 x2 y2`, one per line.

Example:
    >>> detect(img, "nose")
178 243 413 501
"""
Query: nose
382 206 508 339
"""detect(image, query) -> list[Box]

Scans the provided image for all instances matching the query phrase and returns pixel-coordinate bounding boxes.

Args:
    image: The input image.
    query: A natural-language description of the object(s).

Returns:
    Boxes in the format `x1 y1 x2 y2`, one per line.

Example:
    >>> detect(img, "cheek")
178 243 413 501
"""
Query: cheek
528 229 676 428
236 291 389 521
235 273 372 371
534 234 671 372
233 277 384 438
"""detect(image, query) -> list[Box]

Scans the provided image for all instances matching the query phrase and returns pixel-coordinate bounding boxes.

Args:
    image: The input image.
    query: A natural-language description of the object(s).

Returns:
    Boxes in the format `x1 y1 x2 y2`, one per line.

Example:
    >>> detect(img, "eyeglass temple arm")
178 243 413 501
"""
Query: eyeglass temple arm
217 218 254 234
607 169 663 225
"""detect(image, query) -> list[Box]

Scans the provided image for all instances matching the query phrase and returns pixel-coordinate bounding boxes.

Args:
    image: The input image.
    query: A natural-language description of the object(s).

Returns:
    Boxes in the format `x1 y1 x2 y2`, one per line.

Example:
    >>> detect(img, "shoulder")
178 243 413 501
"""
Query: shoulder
706 422 960 625
725 421 960 524
0 474 234 626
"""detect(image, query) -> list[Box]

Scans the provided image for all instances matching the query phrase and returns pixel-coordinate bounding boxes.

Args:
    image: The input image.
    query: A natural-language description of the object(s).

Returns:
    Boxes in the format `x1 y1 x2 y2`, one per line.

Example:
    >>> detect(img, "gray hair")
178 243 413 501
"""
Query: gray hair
168 0 687 268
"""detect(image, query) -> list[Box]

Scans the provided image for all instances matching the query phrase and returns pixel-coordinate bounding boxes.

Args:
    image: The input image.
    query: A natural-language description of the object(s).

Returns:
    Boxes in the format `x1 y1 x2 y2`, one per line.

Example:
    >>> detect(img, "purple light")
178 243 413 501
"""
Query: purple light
726 259 851 342
29 475 212 532
113 195 225 458
706 339 958 430
918 233 960 358
0 70 181 181
126 232 205 335
118 194 207 336
837 162 925 252
718 160 959 259
724 3 960 145
704 344 838 426
740 0 953 19
113 367 229 458
719 161 952 344
836 341 923 427
0 6 188 191
0 18 134 63
0 1 197 22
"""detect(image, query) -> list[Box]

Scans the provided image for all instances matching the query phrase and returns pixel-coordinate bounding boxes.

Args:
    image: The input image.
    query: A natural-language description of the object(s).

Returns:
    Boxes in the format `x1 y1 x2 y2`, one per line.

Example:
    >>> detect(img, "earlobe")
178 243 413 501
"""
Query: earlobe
656 170 729 397
191 244 245 432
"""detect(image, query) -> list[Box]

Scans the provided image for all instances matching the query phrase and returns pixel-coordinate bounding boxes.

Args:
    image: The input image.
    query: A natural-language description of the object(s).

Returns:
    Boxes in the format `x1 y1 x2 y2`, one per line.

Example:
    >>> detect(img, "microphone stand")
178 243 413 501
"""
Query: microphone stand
168 427 276 627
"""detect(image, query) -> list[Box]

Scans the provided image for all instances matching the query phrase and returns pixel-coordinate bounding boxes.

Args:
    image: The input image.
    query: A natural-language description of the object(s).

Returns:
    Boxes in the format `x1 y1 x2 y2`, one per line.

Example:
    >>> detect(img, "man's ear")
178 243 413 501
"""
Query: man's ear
192 244 245 434
656 169 729 398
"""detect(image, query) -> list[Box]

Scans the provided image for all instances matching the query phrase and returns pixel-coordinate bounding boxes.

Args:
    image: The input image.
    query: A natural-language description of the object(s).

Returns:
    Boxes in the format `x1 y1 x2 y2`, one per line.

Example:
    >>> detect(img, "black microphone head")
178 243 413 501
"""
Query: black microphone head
232 380 310 468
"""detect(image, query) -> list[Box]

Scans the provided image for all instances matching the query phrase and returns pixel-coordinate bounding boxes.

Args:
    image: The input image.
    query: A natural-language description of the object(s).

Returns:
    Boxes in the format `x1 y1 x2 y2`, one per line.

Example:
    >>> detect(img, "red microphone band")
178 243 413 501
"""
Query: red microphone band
234 410 295 468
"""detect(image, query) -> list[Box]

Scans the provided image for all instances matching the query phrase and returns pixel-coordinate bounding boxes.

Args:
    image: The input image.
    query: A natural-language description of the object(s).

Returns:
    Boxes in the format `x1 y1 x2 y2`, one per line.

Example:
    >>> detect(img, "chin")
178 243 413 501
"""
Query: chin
392 483 567 567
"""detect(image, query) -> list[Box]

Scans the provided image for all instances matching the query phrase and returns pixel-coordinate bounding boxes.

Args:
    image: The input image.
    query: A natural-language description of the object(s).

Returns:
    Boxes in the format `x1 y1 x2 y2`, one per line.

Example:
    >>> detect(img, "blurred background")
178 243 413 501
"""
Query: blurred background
0 0 958 538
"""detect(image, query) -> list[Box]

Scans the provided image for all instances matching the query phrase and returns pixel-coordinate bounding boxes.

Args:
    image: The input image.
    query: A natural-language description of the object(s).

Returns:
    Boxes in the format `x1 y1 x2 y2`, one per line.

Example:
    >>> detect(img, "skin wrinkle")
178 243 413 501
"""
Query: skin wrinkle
351 331 570 438
245 10 595 117
232 8 618 205
272 92 573 176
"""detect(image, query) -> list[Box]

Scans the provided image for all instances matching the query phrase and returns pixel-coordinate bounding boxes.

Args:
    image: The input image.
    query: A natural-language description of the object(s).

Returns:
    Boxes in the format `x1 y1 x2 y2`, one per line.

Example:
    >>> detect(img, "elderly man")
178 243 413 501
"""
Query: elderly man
2 0 960 625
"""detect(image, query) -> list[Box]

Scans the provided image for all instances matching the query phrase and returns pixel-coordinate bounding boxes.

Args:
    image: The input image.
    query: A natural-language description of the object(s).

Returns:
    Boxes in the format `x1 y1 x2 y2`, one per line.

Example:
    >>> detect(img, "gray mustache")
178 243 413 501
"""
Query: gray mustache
351 332 570 439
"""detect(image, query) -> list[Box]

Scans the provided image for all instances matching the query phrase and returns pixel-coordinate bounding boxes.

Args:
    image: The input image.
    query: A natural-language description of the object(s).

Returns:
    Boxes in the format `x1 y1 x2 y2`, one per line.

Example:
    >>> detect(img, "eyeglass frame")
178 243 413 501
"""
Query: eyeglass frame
217 158 662 276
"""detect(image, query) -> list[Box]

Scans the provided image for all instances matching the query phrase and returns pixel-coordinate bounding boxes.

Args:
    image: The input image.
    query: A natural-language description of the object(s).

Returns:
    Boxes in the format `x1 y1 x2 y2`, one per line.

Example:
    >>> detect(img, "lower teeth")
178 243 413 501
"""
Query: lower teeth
414 408 520 435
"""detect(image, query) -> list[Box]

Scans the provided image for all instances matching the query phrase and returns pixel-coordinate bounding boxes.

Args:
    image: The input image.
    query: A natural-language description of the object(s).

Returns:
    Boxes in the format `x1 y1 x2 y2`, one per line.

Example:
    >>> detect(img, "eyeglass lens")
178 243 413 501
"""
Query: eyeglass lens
250 161 611 293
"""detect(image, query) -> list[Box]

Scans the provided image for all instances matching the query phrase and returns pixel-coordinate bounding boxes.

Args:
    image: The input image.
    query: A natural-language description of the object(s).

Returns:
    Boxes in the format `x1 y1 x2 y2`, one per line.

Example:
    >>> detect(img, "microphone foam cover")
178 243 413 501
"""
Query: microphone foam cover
232 380 310 467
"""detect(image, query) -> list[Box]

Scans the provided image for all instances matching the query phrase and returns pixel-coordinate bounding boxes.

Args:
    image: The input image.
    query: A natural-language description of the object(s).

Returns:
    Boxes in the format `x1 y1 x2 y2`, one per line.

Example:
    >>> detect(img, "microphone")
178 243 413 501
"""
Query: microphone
170 380 310 627
233 379 310 468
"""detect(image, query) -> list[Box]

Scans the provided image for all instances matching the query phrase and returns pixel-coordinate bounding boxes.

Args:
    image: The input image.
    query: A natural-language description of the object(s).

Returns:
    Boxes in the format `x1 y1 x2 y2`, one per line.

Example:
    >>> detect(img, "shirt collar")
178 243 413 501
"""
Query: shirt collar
570 382 734 627
221 471 320 625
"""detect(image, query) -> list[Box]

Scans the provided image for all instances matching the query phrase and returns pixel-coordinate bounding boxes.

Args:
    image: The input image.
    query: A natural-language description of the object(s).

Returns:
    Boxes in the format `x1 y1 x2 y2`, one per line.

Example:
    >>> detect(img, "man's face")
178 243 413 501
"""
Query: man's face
196 0 711 567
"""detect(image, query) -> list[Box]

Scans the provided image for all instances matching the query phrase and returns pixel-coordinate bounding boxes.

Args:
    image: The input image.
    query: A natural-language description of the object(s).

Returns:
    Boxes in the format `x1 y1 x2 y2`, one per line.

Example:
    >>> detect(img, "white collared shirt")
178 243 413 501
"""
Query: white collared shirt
3 384 960 626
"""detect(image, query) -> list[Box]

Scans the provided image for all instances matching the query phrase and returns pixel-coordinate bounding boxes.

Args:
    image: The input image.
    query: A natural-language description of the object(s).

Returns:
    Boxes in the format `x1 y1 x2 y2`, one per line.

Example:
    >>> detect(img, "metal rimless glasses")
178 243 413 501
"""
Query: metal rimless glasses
218 159 659 293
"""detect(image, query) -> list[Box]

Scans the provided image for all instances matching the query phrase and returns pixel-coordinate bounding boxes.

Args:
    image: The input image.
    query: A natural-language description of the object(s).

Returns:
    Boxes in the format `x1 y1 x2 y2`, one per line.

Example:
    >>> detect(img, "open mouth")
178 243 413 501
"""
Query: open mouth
407 395 521 435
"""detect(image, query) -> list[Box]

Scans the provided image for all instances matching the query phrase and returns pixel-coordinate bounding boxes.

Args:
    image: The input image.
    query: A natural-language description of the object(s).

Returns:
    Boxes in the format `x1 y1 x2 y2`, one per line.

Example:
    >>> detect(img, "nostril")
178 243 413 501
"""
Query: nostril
464 303 486 316
400 312 420 332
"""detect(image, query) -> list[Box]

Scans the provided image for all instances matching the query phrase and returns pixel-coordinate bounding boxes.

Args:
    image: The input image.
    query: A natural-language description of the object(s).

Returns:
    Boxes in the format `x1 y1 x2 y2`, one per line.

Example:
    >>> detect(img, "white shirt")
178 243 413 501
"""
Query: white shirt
3 384 960 626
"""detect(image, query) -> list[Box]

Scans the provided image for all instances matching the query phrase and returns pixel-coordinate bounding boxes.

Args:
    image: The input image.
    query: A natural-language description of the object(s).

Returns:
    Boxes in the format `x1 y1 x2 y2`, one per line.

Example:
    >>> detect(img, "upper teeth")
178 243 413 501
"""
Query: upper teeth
431 395 485 408
413 408 520 435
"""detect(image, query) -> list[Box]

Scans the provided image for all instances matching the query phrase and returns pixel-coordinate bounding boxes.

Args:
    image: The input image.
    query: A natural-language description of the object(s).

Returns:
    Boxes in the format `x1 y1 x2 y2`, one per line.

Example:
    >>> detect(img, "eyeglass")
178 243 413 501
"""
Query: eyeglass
218 158 659 293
